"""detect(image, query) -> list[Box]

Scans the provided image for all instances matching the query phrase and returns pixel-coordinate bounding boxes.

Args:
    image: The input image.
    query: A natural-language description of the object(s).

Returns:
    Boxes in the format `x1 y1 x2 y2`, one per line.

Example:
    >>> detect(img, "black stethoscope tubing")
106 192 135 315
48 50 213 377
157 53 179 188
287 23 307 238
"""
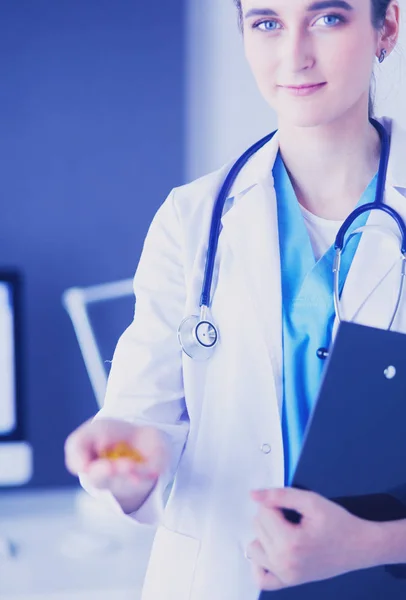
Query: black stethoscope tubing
179 118 406 360
201 118 406 312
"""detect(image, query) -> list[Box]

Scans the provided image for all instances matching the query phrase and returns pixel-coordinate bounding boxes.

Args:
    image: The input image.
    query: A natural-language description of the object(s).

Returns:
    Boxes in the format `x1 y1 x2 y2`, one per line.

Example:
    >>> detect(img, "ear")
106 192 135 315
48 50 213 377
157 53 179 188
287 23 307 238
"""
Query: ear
377 1 401 58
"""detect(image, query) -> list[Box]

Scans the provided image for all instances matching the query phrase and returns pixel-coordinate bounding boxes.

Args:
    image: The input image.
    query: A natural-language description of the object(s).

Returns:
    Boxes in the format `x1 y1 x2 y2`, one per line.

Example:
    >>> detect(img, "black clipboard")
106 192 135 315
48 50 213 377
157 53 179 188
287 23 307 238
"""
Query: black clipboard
260 321 406 599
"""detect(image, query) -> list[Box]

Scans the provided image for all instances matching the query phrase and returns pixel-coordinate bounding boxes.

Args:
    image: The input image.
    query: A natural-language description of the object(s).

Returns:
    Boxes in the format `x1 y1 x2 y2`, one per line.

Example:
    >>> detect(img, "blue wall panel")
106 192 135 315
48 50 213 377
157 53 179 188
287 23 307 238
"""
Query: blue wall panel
0 0 185 487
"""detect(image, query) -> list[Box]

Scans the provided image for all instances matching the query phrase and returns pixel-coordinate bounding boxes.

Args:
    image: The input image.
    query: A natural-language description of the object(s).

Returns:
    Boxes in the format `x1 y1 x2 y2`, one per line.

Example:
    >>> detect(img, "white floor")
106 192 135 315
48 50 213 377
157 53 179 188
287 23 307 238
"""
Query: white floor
0 487 156 600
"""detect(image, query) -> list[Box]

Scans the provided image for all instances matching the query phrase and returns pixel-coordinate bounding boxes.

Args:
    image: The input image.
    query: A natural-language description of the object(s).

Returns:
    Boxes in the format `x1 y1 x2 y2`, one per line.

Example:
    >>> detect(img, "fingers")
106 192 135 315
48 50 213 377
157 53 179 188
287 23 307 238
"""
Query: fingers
90 419 138 455
254 503 295 544
246 539 270 570
64 419 97 475
255 569 285 592
85 457 157 494
64 419 163 474
252 487 318 514
246 540 284 592
85 459 115 488
131 426 169 475
113 455 160 481
64 418 123 475
64 418 170 496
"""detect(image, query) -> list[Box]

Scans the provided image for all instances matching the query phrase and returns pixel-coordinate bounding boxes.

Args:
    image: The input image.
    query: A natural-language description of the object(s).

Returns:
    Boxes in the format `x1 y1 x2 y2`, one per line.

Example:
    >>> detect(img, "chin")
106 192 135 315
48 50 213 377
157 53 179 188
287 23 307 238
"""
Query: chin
279 113 329 129
276 104 341 129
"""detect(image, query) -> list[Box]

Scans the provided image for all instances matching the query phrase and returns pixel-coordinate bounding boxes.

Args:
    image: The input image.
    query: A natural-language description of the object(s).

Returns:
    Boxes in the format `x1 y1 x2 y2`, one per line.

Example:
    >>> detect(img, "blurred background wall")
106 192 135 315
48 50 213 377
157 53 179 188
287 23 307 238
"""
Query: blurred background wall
0 0 185 488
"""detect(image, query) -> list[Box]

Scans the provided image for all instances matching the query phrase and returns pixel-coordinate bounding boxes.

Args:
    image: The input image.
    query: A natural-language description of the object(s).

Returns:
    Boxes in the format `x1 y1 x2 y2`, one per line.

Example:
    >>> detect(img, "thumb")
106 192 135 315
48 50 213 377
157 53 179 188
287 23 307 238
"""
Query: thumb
251 487 315 513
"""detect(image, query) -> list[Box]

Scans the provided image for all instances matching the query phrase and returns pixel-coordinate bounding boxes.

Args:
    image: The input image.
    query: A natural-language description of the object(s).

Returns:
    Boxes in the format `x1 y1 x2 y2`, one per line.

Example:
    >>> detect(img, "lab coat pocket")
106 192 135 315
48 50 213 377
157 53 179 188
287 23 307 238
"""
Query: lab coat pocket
141 525 200 600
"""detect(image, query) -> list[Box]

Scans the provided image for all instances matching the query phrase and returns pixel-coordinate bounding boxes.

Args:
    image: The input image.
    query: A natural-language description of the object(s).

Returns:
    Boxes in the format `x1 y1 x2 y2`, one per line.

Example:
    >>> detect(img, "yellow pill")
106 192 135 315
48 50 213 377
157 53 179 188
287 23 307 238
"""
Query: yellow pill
99 442 146 464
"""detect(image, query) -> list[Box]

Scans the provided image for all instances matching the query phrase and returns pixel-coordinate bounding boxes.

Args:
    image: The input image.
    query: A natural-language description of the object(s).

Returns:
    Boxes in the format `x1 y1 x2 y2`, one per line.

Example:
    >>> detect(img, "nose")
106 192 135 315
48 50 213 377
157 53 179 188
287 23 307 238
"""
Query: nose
281 29 315 73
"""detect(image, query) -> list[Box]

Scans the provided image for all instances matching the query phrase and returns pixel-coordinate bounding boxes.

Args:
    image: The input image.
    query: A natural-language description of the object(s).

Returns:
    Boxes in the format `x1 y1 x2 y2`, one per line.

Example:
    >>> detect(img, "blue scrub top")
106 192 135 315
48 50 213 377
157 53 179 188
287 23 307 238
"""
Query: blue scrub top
273 152 378 485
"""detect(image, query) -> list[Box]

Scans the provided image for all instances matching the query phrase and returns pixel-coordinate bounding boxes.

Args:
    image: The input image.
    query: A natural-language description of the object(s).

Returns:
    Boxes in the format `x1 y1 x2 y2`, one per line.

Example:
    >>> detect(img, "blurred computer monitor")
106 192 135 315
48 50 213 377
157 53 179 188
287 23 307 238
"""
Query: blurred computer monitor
0 271 32 486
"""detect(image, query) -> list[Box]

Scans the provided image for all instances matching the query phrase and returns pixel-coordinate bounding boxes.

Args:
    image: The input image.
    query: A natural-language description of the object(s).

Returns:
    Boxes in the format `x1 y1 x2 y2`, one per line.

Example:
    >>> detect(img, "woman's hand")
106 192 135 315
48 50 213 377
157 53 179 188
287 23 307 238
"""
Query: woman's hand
64 418 170 512
247 487 379 591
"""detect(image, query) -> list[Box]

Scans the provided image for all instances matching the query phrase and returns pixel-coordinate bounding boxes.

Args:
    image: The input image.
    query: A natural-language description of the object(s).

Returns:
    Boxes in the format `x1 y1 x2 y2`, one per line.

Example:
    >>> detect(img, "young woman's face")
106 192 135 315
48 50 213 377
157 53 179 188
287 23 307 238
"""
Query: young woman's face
241 0 380 127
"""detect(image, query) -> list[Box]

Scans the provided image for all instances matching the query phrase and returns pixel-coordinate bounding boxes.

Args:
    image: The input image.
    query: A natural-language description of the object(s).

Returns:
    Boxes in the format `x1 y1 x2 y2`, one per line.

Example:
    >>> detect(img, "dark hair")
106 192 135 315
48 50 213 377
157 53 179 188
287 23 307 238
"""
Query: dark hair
232 0 393 116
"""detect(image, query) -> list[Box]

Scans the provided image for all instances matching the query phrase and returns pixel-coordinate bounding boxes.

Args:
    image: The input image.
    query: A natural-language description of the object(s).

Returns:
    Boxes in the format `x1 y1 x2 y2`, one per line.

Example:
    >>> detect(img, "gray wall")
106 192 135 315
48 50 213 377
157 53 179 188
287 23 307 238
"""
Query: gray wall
0 0 185 487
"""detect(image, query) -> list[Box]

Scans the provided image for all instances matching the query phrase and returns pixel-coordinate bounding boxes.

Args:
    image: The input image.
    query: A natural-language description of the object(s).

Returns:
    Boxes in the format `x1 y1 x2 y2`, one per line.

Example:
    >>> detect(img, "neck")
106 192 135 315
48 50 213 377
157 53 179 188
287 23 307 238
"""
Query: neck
277 102 381 220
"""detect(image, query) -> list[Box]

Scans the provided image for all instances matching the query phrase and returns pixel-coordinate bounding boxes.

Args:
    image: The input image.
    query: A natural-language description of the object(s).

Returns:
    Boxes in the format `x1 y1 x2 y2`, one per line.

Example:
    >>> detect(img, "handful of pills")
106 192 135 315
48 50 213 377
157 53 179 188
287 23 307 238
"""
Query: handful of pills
99 442 146 464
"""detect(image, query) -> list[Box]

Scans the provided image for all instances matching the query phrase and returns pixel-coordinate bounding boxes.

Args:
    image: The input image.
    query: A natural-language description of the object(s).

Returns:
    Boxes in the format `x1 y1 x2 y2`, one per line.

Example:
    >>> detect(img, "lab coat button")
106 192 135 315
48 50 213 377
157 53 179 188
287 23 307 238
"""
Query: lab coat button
261 443 271 454
316 347 329 360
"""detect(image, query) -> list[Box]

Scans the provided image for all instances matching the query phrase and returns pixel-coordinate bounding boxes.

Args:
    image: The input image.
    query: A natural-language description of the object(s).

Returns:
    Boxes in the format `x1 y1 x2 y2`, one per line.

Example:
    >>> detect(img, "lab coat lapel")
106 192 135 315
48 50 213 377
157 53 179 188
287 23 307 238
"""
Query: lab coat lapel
220 152 283 409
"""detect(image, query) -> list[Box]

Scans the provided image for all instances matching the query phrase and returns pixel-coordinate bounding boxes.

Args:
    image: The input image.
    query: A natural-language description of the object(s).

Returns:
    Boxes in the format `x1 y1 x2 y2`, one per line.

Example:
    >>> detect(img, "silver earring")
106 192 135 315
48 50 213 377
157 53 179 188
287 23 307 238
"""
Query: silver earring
378 48 387 63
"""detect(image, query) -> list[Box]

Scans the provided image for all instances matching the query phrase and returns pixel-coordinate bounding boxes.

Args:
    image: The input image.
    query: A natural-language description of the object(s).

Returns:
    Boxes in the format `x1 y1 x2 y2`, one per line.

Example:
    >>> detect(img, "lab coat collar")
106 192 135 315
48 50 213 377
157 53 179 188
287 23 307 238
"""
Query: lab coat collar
224 129 280 201
382 116 406 192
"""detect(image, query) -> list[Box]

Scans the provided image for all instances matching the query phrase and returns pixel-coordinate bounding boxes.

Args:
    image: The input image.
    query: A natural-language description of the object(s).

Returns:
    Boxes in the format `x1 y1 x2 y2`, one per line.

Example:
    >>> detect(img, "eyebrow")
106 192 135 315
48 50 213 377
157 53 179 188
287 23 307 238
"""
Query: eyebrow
244 1 354 19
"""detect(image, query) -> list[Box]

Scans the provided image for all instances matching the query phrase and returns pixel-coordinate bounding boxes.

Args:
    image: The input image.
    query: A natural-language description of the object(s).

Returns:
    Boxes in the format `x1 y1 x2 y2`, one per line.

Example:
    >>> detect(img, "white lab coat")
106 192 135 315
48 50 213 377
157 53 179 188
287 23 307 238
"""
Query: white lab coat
82 116 406 600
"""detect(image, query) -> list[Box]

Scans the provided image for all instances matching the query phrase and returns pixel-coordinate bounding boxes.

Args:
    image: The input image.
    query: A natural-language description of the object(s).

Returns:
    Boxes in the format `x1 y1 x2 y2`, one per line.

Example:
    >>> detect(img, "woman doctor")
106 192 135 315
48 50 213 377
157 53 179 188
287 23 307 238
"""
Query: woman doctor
65 0 406 598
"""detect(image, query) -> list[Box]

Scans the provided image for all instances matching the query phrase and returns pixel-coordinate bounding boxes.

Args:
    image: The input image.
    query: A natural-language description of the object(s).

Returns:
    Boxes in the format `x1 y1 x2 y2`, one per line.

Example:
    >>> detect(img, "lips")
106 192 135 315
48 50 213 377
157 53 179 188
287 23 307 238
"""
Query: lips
279 82 327 96
282 83 326 89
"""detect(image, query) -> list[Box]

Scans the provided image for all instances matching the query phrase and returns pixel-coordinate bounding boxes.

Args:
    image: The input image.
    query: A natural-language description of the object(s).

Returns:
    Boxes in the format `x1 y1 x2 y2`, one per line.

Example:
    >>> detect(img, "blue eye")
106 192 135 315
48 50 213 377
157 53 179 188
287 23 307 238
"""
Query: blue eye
253 20 281 32
251 14 345 32
315 14 344 27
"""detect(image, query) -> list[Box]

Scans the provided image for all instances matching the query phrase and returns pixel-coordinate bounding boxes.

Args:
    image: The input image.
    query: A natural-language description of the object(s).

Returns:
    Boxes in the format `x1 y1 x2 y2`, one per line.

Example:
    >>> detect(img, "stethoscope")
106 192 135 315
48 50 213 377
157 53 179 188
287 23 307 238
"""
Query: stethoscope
178 118 406 361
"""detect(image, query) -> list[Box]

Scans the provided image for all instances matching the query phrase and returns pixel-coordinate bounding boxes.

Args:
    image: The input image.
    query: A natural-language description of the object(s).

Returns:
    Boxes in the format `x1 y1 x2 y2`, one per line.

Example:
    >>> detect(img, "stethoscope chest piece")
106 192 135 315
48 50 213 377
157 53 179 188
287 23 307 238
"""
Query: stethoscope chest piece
178 314 219 361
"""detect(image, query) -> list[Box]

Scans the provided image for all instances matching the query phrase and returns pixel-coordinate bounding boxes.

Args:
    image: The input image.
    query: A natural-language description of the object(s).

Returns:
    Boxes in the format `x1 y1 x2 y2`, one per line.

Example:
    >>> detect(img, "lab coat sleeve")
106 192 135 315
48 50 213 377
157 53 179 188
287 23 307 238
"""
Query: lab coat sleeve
79 188 189 526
